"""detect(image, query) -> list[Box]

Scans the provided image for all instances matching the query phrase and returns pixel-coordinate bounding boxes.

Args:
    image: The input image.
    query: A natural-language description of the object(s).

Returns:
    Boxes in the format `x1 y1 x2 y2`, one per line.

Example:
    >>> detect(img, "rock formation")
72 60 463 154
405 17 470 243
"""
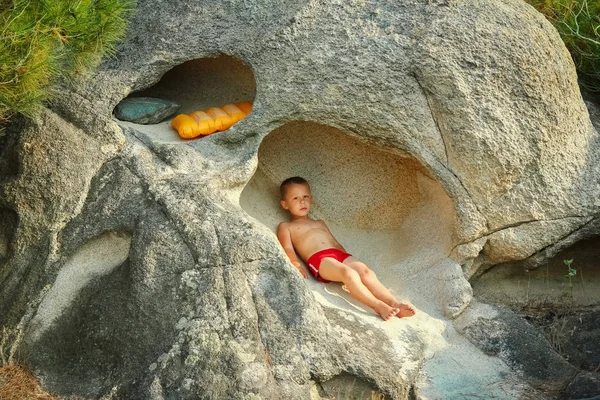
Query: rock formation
1 0 599 398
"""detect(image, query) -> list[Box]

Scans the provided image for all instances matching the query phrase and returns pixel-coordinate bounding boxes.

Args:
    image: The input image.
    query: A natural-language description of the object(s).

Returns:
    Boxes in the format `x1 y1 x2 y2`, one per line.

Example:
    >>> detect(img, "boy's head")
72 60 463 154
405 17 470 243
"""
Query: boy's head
280 176 309 199
280 177 312 217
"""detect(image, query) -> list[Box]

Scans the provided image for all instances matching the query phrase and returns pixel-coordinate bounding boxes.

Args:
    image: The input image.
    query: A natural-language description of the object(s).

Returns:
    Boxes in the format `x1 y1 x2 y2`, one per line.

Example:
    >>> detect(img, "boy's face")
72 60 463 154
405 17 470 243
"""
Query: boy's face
280 183 312 217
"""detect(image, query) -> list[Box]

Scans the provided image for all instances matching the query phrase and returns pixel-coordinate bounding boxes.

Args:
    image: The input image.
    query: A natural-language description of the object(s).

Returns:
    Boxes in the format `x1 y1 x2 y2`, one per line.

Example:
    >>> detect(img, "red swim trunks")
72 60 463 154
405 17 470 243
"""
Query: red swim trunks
306 248 352 283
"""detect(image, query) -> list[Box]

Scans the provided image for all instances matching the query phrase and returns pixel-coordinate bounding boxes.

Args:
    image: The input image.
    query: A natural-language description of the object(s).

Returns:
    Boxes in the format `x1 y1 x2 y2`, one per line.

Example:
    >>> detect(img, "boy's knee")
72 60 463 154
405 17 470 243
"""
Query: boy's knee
359 267 373 279
353 263 371 278
341 267 360 282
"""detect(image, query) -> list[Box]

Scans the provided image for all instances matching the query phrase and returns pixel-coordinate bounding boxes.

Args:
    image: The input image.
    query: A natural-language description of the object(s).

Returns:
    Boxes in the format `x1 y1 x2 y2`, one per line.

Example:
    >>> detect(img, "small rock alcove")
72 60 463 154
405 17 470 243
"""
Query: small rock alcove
240 121 457 299
116 55 256 142
472 235 600 307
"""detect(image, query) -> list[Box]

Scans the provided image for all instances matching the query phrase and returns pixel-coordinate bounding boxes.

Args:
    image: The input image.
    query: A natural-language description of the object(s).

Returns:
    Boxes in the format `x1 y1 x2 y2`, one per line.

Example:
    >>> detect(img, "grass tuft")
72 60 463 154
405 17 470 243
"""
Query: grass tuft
0 364 57 400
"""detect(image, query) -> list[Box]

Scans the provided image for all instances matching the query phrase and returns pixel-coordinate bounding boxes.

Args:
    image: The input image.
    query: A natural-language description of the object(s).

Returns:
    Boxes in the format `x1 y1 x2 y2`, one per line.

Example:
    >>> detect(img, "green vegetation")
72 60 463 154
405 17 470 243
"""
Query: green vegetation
0 0 132 124
563 258 577 300
526 0 600 94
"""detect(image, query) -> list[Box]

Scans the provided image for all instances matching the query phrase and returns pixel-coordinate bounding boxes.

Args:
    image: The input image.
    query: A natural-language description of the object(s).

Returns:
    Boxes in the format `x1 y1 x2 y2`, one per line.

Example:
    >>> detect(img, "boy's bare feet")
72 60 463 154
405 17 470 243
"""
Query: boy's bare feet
374 302 400 321
393 302 416 318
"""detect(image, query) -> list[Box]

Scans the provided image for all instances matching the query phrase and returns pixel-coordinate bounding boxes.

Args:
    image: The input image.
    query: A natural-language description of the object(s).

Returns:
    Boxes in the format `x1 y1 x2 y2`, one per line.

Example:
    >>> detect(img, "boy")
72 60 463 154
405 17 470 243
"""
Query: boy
277 177 416 321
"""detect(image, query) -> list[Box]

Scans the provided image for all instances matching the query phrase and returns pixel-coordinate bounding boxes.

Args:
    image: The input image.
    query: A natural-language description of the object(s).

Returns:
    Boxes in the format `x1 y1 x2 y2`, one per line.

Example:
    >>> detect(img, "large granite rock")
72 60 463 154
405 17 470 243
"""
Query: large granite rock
1 0 599 398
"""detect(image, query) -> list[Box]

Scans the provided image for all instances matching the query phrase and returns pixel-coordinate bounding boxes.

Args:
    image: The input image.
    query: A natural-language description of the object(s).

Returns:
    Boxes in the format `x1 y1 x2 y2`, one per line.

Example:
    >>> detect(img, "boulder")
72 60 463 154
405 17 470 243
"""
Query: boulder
1 0 599 398
454 302 578 390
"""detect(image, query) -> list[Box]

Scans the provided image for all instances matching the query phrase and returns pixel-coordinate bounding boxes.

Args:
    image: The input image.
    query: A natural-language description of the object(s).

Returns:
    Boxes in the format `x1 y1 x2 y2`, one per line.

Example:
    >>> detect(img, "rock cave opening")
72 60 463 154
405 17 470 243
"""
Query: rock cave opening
240 121 457 303
472 234 600 307
115 54 256 143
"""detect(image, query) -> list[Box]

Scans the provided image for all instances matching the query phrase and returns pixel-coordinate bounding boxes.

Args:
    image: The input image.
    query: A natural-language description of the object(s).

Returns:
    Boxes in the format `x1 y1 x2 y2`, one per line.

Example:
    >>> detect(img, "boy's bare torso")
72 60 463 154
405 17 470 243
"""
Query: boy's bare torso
280 218 342 262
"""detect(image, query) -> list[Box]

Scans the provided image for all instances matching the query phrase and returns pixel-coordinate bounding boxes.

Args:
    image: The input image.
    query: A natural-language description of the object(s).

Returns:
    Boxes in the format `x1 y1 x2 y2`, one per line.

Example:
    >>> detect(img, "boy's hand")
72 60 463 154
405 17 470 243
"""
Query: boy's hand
293 261 308 279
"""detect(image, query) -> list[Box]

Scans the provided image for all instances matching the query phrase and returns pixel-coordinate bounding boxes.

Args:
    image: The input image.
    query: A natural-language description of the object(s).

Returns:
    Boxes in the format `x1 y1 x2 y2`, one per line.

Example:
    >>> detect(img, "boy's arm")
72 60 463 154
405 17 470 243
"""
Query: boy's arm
320 220 347 252
276 223 308 279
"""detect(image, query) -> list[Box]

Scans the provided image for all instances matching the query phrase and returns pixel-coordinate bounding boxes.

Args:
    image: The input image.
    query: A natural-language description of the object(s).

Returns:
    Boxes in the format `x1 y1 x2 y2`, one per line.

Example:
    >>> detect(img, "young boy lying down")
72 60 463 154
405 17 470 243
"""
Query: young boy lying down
277 177 415 321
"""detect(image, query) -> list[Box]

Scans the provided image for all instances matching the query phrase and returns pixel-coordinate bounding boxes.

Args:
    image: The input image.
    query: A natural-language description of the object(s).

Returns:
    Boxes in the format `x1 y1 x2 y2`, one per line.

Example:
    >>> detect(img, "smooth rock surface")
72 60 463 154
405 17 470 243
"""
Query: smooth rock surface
113 97 181 124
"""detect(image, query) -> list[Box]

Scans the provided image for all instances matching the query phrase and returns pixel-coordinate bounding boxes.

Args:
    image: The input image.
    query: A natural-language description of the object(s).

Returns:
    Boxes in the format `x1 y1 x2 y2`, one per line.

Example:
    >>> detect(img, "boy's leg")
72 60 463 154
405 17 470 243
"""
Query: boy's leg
318 258 399 321
343 257 416 317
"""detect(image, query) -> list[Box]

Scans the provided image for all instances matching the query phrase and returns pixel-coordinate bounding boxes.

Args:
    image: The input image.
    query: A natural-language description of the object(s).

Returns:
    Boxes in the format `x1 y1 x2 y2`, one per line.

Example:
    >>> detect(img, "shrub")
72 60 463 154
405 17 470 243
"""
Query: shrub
0 0 132 124
526 0 600 94
0 364 57 400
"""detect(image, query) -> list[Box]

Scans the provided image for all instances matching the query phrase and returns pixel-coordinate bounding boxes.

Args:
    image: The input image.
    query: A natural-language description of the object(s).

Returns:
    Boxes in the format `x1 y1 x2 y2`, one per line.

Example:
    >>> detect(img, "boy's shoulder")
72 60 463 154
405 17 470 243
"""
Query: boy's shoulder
277 221 290 229
277 220 294 231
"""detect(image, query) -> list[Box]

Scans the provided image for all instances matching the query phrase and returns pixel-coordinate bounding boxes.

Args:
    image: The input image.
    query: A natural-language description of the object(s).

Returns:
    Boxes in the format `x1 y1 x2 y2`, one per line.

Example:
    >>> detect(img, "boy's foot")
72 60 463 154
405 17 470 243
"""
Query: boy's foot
374 303 400 321
393 303 416 318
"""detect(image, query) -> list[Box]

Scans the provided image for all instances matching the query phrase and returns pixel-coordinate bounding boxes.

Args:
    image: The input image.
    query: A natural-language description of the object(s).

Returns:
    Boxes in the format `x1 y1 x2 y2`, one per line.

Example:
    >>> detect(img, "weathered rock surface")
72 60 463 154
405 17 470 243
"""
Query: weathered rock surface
555 308 600 372
587 100 600 133
454 302 578 390
1 0 599 398
566 372 600 399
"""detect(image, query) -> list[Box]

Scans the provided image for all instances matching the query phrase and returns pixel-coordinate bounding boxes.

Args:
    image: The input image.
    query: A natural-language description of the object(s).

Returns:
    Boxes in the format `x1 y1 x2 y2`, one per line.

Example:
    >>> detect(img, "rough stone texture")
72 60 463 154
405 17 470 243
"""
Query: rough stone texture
483 217 593 264
414 1 599 230
454 302 578 390
586 100 600 133
566 372 600 399
555 308 600 372
0 0 599 398
113 97 181 124
0 110 118 327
